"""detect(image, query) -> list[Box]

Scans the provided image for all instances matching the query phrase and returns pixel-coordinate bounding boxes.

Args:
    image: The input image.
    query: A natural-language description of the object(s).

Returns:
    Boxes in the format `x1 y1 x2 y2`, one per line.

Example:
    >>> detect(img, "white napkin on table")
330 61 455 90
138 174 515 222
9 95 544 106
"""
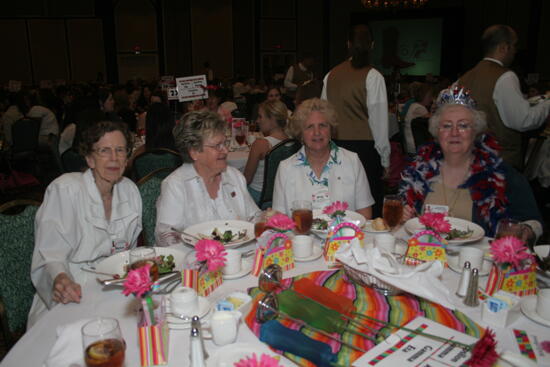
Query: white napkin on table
43 318 91 367
336 242 456 310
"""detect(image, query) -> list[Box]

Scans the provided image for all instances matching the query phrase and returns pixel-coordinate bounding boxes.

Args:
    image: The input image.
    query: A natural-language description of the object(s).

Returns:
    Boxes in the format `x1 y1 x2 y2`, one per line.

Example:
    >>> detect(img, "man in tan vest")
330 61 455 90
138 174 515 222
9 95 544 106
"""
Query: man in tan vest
459 24 550 170
284 55 314 99
321 24 390 217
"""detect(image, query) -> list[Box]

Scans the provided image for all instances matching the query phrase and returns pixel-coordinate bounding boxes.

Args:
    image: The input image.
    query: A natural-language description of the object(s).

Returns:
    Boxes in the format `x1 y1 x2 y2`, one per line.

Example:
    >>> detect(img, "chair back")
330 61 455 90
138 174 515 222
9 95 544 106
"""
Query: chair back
0 200 40 345
137 168 172 246
11 118 41 154
133 148 182 182
61 148 87 173
411 117 433 149
259 139 301 209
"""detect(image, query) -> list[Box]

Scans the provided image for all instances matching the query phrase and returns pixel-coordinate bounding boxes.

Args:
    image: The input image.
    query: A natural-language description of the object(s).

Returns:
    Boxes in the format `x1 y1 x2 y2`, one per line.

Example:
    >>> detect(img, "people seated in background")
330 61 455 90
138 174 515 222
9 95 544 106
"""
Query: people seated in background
244 100 289 205
131 102 177 158
155 111 260 246
399 86 543 240
272 98 374 219
29 120 142 327
403 82 434 154
2 89 59 150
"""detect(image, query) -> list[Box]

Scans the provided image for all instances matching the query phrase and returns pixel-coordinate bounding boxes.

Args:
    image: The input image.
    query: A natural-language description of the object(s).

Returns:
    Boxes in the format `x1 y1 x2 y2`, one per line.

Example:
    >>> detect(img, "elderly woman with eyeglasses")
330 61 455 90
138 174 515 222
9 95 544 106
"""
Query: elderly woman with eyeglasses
29 120 142 327
155 111 260 246
399 86 543 239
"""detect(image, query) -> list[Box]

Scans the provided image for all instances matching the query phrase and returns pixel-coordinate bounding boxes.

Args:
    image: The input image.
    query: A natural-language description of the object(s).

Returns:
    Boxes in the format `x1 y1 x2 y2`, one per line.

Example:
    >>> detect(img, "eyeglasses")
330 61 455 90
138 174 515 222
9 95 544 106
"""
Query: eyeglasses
203 141 228 152
438 122 473 133
93 146 130 158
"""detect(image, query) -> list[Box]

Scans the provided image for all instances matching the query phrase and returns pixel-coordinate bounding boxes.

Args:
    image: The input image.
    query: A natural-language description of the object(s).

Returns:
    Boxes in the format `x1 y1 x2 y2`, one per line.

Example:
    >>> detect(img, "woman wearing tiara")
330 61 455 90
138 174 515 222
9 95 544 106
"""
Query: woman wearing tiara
399 86 542 240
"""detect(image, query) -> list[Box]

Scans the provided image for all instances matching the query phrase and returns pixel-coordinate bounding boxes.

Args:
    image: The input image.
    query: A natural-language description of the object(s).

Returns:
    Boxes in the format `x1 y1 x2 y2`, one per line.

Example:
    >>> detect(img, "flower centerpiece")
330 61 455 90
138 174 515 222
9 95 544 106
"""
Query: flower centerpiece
485 235 537 296
252 213 295 276
195 239 227 272
234 353 285 367
419 212 451 235
323 201 348 219
405 211 449 266
266 213 295 233
123 264 155 325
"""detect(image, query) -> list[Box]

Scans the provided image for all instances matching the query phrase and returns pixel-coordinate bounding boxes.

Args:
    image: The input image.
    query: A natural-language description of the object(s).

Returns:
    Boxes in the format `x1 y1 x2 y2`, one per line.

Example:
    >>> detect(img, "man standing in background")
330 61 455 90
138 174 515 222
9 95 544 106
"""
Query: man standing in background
322 24 390 217
459 24 550 171
284 54 315 100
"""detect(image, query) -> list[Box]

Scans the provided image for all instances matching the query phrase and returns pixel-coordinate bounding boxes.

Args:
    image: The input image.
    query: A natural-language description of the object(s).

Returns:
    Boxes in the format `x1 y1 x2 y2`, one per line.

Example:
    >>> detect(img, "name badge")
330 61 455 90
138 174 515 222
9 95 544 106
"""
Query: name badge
424 204 449 215
312 189 330 209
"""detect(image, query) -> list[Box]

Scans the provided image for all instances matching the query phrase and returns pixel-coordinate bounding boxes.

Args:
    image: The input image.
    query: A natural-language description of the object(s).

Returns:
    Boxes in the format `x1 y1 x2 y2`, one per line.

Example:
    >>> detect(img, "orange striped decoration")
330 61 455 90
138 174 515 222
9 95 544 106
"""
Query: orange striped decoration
138 321 169 366
252 235 295 277
251 248 266 276
485 263 538 297
181 268 223 297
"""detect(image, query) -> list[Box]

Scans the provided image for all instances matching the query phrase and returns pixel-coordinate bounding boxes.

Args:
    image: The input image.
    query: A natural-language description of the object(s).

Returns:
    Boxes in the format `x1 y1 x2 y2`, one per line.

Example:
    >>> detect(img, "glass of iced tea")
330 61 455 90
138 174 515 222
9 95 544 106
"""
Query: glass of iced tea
129 247 159 281
252 211 268 238
383 195 403 229
495 218 523 240
82 317 125 367
291 200 313 235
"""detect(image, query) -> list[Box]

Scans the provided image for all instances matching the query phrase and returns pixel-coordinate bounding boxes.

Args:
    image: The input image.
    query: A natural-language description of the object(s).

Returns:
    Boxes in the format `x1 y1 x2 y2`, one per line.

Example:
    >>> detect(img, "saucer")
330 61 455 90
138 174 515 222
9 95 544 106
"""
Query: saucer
520 296 550 327
167 296 211 325
223 257 253 280
447 256 492 276
294 246 323 262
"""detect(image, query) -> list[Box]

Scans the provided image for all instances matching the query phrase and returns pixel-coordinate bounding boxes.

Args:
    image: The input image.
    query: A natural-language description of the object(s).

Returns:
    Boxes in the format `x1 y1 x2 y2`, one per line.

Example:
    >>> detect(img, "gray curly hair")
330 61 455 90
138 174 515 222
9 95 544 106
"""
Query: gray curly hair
288 98 338 140
173 110 227 163
428 104 487 140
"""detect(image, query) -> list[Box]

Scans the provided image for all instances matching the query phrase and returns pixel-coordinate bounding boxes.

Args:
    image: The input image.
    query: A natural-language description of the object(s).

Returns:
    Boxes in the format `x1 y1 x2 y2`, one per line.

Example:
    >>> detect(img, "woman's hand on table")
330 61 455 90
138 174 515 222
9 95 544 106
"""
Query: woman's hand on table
52 272 82 304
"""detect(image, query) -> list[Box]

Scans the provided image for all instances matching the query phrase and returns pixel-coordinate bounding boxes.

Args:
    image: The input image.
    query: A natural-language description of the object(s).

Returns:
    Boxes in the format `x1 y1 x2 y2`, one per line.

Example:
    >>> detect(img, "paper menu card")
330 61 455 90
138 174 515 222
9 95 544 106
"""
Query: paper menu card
353 317 477 367
513 329 550 366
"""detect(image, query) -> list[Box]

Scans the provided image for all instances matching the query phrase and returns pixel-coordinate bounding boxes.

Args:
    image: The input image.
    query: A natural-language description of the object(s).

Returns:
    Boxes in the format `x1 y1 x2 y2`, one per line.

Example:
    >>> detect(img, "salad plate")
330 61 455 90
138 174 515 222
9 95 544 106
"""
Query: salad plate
94 247 186 282
404 217 485 245
184 220 254 248
311 209 366 238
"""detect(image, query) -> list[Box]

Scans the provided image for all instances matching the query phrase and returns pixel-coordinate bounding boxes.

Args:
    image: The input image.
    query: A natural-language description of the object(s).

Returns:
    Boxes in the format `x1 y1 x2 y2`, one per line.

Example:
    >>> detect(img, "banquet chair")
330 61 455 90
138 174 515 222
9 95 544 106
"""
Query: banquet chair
61 148 87 173
9 117 41 172
132 148 183 182
411 117 432 149
137 168 173 246
0 199 41 348
258 139 301 209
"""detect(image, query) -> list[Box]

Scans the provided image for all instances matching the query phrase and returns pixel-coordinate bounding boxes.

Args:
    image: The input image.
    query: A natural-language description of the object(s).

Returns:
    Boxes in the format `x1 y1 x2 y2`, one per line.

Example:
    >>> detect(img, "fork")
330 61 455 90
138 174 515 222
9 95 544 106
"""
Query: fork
156 277 182 294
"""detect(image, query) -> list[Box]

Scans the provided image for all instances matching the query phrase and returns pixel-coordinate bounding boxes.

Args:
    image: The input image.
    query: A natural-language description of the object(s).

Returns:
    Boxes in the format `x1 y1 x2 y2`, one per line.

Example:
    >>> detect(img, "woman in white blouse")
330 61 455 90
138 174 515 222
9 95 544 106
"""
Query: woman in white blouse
155 111 260 246
29 120 142 327
272 98 374 219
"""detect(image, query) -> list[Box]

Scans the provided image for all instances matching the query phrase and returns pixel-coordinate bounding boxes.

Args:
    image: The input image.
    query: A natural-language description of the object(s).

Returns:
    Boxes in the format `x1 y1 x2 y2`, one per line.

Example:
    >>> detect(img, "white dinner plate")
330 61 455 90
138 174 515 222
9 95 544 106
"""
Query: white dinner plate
404 217 485 245
223 257 253 280
184 220 255 248
294 245 323 262
94 247 187 281
520 296 550 328
447 255 492 276
207 342 295 367
166 296 211 326
311 209 366 238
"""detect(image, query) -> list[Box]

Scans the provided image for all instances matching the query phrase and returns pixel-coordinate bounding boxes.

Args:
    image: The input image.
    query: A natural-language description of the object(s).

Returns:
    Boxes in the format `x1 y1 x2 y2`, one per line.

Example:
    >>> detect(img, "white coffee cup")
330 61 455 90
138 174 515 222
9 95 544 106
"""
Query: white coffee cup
170 286 199 316
210 310 241 346
223 249 242 275
374 233 396 254
458 247 484 271
293 235 313 258
536 288 550 321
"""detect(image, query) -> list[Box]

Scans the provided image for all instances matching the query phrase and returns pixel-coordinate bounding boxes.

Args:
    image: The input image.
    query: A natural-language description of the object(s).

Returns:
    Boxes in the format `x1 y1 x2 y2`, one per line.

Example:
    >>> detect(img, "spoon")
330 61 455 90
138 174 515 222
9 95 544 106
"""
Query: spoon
81 266 120 278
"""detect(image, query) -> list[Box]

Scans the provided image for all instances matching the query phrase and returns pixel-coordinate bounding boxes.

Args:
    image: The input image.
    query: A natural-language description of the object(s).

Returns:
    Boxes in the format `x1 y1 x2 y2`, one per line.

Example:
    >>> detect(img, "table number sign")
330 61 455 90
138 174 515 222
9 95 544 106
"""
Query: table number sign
175 74 208 102
167 87 179 101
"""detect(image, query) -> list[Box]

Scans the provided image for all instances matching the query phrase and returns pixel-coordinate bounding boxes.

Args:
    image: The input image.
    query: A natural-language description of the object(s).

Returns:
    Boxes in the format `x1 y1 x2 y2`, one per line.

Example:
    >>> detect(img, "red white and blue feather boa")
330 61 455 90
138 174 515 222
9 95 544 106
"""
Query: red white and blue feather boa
399 134 508 235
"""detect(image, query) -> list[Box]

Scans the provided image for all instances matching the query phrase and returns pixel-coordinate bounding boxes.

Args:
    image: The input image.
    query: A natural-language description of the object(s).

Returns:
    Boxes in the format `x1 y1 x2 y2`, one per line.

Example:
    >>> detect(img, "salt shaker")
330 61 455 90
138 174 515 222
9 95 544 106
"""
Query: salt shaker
192 315 208 359
190 327 205 367
455 261 471 298
463 268 480 307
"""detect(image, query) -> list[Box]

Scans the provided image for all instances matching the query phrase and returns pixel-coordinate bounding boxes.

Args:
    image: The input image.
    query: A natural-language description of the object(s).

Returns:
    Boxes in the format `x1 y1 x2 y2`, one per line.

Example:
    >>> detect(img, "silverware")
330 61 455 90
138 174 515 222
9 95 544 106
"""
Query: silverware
81 266 121 278
98 271 180 287
171 227 200 244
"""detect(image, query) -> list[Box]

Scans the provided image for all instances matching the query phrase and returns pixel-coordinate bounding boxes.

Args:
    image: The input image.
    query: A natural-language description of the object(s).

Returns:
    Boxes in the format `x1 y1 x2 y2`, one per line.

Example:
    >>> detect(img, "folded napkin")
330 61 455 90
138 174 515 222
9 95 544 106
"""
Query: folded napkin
44 318 91 367
335 242 456 310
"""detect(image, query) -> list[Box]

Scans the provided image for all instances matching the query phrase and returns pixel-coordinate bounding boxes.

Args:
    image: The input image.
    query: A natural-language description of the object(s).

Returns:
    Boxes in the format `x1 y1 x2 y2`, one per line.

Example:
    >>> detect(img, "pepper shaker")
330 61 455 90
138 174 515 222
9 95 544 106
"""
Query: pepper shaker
190 327 205 367
463 268 480 307
192 315 208 359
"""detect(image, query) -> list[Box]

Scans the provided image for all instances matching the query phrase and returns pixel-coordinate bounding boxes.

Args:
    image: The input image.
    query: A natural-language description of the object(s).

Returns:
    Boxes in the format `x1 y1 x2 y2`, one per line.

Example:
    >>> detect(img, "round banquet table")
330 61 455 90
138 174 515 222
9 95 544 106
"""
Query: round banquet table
1 228 548 367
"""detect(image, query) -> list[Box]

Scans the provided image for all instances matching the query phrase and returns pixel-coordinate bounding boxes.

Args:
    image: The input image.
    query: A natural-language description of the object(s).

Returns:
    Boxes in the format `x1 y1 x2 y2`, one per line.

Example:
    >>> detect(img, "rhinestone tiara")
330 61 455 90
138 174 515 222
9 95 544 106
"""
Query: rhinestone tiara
436 85 477 109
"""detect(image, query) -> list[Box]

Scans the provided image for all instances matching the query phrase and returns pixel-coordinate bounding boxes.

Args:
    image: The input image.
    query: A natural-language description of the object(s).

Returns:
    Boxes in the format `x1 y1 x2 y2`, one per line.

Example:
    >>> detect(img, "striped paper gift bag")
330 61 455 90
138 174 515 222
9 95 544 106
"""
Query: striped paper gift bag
251 232 294 276
138 299 169 366
484 262 538 297
181 267 223 297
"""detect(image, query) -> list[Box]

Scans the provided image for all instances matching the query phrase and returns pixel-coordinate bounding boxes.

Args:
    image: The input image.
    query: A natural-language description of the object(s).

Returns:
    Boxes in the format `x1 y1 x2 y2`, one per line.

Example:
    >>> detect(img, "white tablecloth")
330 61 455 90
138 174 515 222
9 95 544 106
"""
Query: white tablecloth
2 231 548 367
